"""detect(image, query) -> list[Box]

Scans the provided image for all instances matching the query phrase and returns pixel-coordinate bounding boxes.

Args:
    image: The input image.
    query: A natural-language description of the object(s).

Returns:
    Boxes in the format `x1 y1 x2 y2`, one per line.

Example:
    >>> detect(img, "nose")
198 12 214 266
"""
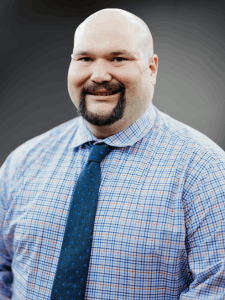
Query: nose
90 59 112 83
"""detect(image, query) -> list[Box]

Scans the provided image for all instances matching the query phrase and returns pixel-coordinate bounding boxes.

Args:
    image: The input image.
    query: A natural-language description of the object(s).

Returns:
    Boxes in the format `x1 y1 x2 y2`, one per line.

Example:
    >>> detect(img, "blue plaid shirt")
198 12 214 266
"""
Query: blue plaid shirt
1 102 225 299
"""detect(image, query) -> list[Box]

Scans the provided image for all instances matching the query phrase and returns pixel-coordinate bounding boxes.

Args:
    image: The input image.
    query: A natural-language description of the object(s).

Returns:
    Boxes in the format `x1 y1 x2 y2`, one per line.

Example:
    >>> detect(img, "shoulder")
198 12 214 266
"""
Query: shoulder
146 105 225 198
150 107 225 216
0 116 82 177
153 106 225 200
152 105 225 165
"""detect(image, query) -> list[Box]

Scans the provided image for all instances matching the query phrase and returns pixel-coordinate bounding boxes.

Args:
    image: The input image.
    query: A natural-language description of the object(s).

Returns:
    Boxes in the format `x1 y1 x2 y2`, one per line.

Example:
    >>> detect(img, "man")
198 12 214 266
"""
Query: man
0 8 225 299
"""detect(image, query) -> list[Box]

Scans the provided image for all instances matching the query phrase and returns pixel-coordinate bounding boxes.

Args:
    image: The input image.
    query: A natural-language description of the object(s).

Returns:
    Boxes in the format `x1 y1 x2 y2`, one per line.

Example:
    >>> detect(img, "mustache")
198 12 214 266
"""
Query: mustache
82 82 125 94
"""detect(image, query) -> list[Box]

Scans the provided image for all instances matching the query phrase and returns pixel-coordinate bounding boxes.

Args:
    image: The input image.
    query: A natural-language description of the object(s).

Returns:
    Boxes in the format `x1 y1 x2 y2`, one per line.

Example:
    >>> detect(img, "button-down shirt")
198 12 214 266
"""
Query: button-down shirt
1 102 225 299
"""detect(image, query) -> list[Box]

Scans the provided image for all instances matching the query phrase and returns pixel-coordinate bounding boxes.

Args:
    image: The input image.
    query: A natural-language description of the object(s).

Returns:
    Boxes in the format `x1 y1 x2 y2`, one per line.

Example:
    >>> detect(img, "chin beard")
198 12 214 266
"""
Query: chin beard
77 84 126 126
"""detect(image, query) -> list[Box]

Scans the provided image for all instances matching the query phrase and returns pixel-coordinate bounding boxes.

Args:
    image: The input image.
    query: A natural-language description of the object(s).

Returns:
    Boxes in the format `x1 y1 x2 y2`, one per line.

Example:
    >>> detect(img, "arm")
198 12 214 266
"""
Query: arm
0 158 13 299
180 157 225 299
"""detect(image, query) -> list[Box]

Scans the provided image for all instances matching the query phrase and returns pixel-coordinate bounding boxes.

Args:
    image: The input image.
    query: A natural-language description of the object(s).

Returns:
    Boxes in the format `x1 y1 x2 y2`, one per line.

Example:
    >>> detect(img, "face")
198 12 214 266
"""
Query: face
68 19 158 137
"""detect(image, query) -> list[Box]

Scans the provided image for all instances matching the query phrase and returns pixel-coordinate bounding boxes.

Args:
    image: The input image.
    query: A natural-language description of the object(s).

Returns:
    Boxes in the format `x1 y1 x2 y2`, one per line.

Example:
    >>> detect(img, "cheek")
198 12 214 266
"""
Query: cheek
67 70 83 103
68 63 89 88
123 74 142 95
120 65 144 89
123 74 148 106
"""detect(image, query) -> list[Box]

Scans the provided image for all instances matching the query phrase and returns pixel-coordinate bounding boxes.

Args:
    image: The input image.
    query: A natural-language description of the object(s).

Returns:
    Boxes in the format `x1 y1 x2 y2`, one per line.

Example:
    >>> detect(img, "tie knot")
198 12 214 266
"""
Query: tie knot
87 142 113 164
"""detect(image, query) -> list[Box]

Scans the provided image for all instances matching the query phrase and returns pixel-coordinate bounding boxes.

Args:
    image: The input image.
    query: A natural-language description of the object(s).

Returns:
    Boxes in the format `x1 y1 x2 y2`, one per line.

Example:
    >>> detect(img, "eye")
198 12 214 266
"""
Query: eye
78 57 92 62
112 57 128 62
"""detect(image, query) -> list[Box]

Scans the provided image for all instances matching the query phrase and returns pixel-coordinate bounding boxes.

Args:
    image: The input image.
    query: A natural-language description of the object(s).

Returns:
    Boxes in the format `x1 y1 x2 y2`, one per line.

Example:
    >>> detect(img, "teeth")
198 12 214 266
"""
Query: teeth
93 93 111 96
90 91 117 96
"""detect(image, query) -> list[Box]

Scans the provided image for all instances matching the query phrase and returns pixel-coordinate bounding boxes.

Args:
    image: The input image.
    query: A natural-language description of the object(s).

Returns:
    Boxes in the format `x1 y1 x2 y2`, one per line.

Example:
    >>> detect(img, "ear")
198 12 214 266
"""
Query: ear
149 54 158 86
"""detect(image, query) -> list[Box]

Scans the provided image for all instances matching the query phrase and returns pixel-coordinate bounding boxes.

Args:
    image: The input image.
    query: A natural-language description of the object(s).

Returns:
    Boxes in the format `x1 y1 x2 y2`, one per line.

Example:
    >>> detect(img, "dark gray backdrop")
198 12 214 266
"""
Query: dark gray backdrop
1 0 225 167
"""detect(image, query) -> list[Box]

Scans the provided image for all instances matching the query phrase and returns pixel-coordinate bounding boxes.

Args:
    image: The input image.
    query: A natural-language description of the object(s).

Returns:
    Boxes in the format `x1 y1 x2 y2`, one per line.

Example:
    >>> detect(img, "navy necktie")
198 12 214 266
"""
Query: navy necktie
50 142 113 300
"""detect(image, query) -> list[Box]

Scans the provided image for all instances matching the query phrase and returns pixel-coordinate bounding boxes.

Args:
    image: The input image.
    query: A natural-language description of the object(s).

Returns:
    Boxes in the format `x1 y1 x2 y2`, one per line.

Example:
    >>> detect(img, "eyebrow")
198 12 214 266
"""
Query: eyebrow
72 50 135 57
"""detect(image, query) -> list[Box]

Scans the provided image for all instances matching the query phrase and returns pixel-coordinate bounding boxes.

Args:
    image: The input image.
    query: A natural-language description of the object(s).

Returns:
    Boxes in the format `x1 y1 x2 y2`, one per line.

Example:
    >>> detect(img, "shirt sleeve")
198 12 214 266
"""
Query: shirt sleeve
0 156 14 299
180 157 225 299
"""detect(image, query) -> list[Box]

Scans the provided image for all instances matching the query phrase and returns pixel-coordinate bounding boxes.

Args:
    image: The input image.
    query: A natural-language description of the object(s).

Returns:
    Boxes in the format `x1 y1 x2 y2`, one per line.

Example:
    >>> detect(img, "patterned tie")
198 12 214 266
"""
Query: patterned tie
50 142 113 300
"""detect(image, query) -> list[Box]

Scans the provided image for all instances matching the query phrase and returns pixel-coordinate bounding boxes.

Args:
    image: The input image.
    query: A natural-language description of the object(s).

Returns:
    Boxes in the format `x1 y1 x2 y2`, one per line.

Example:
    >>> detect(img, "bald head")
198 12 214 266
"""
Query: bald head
74 8 154 62
68 8 158 138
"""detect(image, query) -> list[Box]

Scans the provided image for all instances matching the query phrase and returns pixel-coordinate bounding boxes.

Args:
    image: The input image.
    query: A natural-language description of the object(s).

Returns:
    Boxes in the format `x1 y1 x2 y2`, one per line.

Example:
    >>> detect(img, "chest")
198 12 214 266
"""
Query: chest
6 149 186 263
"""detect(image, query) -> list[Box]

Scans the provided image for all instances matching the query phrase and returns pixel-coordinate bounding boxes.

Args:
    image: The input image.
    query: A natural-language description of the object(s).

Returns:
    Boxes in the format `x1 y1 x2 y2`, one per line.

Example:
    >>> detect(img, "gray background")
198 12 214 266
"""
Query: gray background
1 0 225 167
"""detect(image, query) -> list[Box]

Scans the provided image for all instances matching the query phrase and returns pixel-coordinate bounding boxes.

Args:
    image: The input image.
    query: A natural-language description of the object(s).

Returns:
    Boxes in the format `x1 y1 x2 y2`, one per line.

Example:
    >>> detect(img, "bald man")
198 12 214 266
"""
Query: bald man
1 8 225 300
67 8 157 140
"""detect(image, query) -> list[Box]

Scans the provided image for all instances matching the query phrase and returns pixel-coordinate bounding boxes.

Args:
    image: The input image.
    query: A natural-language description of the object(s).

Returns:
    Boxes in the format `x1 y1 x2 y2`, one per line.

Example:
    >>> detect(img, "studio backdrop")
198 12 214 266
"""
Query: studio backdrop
0 0 225 166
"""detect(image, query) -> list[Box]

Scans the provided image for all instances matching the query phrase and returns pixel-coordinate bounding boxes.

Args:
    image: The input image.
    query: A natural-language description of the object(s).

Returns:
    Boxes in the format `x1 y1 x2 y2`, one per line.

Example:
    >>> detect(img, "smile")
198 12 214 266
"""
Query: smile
85 91 121 102
87 90 121 96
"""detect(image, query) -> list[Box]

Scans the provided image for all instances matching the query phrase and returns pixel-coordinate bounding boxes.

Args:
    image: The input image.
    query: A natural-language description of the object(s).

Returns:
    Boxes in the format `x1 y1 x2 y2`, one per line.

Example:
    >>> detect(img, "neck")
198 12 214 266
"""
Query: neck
84 118 131 139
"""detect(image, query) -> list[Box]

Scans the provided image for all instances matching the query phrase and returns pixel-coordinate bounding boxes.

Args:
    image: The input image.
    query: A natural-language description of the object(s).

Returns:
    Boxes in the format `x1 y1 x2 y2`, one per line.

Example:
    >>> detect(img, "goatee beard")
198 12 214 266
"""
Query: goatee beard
77 83 126 126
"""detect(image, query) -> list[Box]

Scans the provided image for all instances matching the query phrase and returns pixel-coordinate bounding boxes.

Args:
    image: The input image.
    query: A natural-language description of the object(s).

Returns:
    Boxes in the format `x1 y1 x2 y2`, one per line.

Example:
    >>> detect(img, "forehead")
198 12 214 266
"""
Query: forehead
74 23 144 56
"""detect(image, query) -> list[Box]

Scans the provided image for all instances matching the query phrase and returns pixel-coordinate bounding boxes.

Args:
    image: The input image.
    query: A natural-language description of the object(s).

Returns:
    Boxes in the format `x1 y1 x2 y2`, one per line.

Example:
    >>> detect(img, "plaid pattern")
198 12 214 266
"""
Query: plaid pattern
1 102 225 299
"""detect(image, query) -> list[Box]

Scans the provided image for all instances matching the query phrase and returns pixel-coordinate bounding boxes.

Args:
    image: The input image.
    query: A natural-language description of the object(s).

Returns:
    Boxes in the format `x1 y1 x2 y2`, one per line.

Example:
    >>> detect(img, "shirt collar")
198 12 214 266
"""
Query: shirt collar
69 101 156 149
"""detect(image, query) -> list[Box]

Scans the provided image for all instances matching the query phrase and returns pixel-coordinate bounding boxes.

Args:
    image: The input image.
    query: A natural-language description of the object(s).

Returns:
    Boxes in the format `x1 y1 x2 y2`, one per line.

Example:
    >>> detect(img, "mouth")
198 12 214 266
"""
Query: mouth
86 89 121 96
85 89 122 102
